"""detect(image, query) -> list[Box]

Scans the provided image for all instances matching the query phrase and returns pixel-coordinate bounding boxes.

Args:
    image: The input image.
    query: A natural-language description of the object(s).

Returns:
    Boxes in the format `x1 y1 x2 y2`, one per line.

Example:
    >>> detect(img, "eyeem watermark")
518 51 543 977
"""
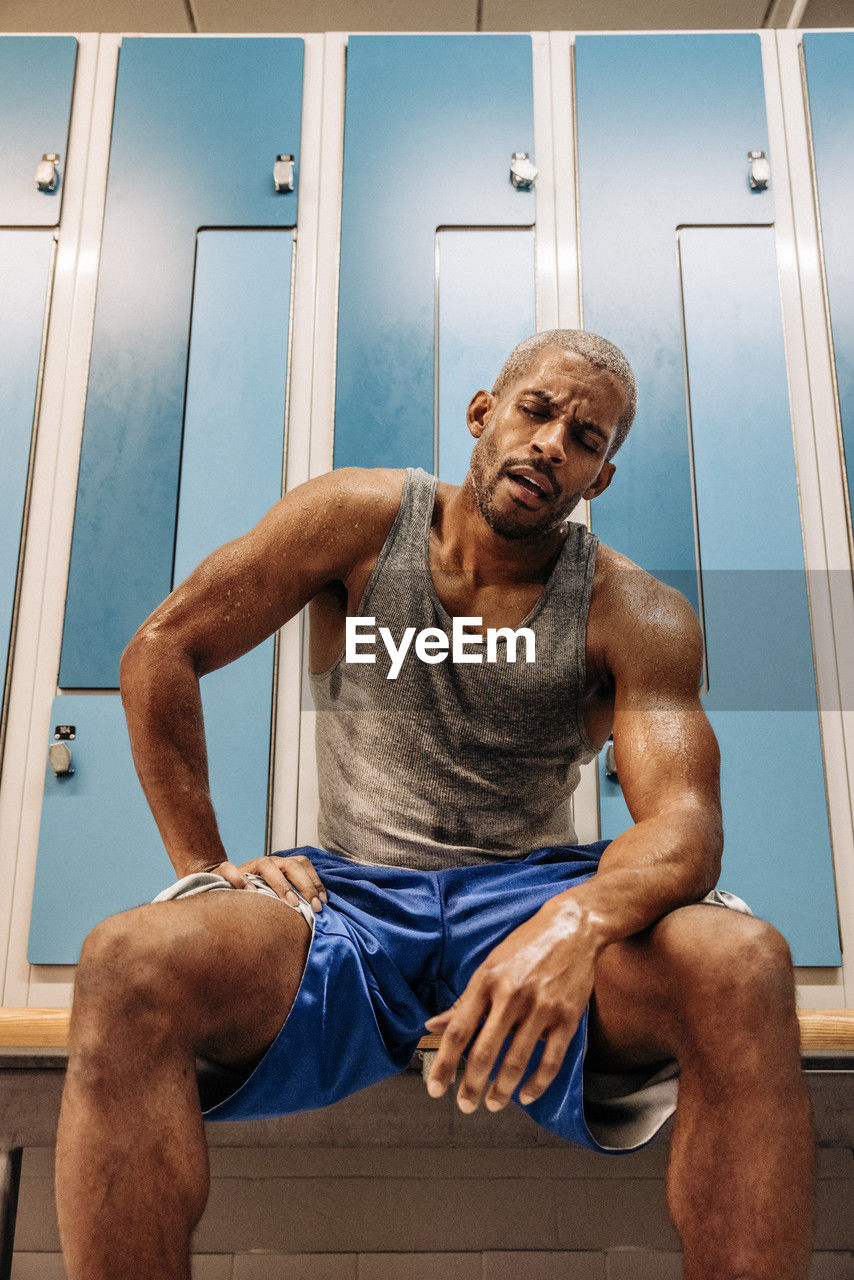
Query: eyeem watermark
346 616 536 680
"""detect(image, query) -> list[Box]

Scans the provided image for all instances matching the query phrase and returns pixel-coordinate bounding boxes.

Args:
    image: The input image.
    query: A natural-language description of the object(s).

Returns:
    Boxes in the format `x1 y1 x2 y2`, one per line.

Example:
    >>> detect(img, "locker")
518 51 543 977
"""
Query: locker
576 34 773 600
0 233 55 752
802 33 854 530
29 230 294 963
576 35 840 964
60 37 303 689
436 228 536 485
0 37 77 227
334 35 536 475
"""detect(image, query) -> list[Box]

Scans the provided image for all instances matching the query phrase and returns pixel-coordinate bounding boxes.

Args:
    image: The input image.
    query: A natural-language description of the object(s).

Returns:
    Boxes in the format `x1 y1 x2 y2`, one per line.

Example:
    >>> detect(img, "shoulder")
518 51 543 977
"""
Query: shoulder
283 466 408 555
295 465 407 520
591 543 704 690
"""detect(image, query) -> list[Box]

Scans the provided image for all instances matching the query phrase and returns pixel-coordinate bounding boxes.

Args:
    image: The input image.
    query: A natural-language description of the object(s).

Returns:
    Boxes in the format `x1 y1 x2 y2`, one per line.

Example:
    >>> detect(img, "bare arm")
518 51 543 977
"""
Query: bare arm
423 573 723 1107
549 575 723 949
119 467 400 879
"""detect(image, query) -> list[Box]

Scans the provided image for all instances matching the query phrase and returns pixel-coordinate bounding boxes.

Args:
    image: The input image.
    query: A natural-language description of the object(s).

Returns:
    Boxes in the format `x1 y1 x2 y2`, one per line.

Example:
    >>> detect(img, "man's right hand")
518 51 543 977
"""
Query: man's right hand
203 854 328 914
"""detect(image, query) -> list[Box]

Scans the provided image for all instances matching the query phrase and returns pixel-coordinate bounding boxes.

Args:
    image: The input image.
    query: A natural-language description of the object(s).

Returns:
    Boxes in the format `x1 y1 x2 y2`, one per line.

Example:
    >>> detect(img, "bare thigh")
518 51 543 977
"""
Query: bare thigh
73 890 313 1071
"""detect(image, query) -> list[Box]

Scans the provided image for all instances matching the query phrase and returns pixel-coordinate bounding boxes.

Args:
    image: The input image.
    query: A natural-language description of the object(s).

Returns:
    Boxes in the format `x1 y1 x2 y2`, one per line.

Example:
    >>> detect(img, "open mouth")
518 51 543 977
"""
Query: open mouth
507 472 551 505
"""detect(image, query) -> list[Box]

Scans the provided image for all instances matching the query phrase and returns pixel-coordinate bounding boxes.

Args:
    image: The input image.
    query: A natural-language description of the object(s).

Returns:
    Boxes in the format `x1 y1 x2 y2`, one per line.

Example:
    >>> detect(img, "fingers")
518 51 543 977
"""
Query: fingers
211 860 253 890
452 999 520 1113
513 1022 575 1106
482 1020 549 1111
243 854 329 914
275 854 329 912
424 987 490 1101
425 989 577 1113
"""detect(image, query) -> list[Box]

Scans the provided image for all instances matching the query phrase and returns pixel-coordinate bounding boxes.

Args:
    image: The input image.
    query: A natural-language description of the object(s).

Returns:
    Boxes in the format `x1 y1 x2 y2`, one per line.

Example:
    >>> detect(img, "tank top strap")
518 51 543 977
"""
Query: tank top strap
549 515 600 617
358 466 435 619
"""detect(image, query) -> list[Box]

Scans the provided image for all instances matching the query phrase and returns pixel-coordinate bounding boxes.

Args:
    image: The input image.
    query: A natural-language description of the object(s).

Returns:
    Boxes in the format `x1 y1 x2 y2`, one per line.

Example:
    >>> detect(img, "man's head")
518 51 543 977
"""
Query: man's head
491 329 637 460
464 330 637 542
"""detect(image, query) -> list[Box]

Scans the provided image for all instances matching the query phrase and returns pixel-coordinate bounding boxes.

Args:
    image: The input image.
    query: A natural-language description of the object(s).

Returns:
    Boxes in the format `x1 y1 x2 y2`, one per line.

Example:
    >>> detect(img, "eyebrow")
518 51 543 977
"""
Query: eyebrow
522 389 610 444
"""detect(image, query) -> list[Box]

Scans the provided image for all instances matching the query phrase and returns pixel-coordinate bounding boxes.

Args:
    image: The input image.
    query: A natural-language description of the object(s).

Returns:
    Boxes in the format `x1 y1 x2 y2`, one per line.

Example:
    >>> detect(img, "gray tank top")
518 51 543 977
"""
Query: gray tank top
309 467 601 869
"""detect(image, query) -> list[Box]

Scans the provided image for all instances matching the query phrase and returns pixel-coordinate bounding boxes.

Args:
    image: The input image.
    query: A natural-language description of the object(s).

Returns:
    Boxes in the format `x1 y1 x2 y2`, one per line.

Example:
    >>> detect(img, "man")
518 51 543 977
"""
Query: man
55 329 814 1279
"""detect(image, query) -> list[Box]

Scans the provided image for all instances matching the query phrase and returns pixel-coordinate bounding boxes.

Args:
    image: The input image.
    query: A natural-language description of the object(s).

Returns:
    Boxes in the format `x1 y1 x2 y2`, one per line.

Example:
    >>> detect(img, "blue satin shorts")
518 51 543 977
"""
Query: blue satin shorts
153 841 750 1152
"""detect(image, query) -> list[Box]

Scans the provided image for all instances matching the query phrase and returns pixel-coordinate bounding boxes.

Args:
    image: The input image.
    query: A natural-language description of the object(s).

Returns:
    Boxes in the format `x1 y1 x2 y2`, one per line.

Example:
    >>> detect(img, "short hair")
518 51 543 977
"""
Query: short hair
491 328 638 460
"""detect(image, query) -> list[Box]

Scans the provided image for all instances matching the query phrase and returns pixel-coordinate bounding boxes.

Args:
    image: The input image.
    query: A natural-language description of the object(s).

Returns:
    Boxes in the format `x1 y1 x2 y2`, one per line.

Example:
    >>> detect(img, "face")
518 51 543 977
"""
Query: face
465 348 626 541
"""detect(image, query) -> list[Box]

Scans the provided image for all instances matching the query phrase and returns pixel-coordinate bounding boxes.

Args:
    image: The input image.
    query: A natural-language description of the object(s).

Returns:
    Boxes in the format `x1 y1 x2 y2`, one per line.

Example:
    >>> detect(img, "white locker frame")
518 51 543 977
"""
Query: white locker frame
0 27 851 1013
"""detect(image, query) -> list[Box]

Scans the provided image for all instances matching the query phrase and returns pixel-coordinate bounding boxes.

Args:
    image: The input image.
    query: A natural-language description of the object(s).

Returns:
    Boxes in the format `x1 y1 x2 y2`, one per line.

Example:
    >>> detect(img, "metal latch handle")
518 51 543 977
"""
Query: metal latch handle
49 724 75 776
748 150 770 191
273 154 295 193
36 153 60 192
49 742 74 776
510 151 538 190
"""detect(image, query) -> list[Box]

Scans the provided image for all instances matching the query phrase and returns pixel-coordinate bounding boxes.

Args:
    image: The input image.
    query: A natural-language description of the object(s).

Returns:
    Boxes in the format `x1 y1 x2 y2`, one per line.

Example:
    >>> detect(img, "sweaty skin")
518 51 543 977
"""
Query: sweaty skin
121 347 720 1113
90 346 815 1280
309 351 723 1111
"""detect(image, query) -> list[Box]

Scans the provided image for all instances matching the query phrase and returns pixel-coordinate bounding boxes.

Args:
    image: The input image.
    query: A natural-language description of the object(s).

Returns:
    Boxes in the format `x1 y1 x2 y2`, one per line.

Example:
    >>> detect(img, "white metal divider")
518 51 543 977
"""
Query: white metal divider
550 30 600 845
532 31 556 336
269 31 325 858
295 31 347 849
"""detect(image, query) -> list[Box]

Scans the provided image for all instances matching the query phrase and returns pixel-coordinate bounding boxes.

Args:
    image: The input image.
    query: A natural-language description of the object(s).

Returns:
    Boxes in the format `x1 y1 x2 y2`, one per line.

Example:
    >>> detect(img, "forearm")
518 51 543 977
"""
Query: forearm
542 806 723 953
119 639 229 878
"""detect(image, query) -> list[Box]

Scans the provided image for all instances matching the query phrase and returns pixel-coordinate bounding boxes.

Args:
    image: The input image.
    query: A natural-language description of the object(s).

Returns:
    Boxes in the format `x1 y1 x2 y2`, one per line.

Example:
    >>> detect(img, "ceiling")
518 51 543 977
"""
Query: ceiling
1 0 852 31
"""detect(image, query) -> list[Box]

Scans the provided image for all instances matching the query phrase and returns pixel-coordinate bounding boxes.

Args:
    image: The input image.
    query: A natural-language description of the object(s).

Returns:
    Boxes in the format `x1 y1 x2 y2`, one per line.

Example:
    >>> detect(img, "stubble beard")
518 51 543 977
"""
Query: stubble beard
468 434 575 541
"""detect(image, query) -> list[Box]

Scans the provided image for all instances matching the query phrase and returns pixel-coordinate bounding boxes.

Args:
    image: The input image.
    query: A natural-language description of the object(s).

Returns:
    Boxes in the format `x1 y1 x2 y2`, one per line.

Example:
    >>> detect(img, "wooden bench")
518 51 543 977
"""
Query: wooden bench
1 1009 852 1280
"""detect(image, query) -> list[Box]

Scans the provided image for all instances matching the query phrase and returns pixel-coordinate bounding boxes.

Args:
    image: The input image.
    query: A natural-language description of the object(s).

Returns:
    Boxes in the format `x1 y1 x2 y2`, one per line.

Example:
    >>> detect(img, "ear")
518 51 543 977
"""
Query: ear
466 389 494 439
583 460 615 501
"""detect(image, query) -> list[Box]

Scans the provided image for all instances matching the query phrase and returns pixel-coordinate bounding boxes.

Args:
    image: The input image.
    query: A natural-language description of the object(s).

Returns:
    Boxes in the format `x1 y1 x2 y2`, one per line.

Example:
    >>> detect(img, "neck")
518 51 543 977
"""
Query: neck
434 476 577 584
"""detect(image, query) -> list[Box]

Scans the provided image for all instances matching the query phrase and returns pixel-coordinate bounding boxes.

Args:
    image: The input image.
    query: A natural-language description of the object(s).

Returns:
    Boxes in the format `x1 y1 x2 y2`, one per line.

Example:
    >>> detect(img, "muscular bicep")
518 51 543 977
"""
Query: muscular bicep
121 467 401 677
608 585 722 832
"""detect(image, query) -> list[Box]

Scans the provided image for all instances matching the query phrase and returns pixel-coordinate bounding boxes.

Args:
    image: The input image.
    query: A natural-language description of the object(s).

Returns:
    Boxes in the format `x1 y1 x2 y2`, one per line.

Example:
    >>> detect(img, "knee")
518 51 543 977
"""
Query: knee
74 907 190 1034
662 911 798 1053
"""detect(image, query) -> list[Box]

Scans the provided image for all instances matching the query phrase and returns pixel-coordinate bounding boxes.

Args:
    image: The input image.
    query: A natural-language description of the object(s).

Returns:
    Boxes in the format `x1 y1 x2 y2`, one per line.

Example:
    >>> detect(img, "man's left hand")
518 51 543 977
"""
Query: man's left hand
423 899 600 1112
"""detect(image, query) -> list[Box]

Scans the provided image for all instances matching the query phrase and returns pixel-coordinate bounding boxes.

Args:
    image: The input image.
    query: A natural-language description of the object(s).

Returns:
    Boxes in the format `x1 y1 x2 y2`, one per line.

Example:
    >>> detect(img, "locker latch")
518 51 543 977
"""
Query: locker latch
273 154 295 193
604 739 618 780
49 725 75 777
747 150 770 191
510 152 538 190
35 153 61 193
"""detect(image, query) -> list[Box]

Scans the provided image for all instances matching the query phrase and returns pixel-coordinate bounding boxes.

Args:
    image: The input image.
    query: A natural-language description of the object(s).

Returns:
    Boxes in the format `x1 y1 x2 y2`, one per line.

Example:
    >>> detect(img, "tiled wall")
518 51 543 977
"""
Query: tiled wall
12 1142 854 1278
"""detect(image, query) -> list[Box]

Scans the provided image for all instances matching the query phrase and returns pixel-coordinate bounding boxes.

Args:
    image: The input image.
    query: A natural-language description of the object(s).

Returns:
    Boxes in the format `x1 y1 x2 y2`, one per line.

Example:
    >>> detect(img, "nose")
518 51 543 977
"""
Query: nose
530 418 566 465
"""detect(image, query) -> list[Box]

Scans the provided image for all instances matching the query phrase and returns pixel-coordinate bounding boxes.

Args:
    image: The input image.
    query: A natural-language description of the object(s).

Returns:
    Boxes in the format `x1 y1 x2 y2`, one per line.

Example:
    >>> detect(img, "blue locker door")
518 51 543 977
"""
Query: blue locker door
29 230 293 963
0 37 77 226
576 34 773 606
436 229 536 485
60 37 303 689
335 36 536 473
0 233 54 744
577 36 839 964
599 229 839 966
802 34 854 528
